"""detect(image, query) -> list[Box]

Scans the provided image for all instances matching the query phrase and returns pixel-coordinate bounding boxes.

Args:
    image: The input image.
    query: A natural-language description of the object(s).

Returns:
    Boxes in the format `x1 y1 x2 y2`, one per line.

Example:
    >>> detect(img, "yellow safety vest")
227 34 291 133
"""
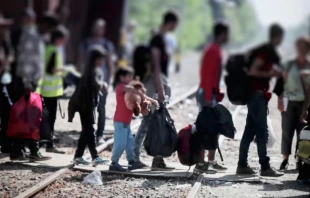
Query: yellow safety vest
38 45 63 97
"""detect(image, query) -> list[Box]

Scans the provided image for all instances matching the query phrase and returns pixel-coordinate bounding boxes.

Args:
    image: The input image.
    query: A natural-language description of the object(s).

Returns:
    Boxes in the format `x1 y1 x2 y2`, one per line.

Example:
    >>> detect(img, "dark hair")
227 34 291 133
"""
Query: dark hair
50 29 65 44
163 10 179 25
296 36 310 50
22 8 36 19
87 45 106 70
113 67 134 89
39 13 59 27
213 21 229 38
269 23 284 40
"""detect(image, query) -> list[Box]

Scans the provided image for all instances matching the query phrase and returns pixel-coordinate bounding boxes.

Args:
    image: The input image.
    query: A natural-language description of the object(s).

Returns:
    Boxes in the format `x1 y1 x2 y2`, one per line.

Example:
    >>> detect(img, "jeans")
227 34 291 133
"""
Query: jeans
75 111 98 160
0 85 12 152
111 122 134 163
97 92 107 137
281 101 304 156
238 92 270 170
41 97 58 148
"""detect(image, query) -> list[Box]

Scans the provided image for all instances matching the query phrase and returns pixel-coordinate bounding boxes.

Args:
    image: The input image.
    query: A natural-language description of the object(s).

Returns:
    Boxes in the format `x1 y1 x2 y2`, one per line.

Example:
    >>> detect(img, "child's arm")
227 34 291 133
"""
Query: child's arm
145 96 159 108
123 85 145 100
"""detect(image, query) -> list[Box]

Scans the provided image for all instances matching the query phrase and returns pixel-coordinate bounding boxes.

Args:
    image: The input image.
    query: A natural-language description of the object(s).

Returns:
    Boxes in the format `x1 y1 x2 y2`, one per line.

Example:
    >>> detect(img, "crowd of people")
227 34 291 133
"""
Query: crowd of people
0 7 310 181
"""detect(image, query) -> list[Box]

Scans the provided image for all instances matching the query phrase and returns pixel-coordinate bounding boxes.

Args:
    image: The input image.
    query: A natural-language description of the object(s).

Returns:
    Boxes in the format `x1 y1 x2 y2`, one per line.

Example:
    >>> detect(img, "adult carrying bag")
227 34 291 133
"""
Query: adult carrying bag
144 105 177 157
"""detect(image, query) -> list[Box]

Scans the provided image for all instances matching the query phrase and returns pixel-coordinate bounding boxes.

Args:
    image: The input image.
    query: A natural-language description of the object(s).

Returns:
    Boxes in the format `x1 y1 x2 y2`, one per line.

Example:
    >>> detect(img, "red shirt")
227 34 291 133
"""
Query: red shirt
114 84 133 124
199 43 223 102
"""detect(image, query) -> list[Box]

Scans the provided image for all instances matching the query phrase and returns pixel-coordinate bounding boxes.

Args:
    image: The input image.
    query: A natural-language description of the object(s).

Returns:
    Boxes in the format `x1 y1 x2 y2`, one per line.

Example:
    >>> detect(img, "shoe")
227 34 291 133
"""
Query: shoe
194 162 217 174
151 157 175 171
29 152 52 162
260 167 284 177
10 154 28 161
73 157 91 165
46 147 65 154
92 157 109 166
128 160 148 170
279 159 289 171
109 162 126 172
236 165 255 175
97 136 106 145
296 160 303 170
209 161 228 170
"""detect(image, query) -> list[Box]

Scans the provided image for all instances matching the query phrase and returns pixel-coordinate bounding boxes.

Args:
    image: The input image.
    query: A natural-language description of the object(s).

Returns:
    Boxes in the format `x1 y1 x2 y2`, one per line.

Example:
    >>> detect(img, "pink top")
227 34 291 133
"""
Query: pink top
114 84 133 124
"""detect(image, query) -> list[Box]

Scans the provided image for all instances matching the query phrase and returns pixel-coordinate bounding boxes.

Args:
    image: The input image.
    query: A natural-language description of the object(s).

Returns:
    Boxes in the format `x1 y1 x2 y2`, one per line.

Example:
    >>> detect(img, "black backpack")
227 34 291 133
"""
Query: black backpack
132 45 151 81
225 54 251 105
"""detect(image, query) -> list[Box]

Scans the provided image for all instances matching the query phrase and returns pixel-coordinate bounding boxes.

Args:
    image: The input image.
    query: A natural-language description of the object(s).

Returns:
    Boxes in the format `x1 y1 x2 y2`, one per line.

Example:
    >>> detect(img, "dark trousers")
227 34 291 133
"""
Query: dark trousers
75 111 98 160
41 97 58 148
238 92 270 170
11 139 39 155
281 101 304 156
97 92 107 137
0 85 12 152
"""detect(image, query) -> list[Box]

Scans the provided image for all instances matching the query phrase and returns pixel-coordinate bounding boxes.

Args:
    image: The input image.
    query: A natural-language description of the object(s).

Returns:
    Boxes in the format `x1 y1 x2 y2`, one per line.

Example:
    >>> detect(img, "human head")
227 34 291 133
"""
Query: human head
21 8 36 26
51 29 66 46
113 67 134 88
91 18 106 37
269 23 284 47
88 45 106 69
162 10 179 32
296 36 310 59
213 21 229 45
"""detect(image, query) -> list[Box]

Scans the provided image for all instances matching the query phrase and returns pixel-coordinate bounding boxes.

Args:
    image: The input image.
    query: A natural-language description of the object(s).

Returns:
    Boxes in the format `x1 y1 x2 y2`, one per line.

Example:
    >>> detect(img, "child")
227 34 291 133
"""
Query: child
110 68 158 172
68 45 108 166
38 28 66 154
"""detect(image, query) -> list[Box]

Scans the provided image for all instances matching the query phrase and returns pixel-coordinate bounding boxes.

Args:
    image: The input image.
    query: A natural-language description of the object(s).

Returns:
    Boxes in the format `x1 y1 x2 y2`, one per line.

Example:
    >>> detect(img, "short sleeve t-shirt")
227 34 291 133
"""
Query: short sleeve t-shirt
150 34 169 77
114 84 133 124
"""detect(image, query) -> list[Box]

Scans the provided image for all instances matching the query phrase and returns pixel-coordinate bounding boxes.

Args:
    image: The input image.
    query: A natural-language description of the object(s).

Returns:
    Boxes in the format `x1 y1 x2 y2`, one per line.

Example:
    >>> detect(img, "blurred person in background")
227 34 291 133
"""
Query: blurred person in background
78 19 115 145
237 24 285 177
10 8 50 161
194 22 229 173
38 13 60 44
125 20 137 65
133 11 179 170
278 36 310 171
37 29 67 154
0 13 14 153
164 33 180 74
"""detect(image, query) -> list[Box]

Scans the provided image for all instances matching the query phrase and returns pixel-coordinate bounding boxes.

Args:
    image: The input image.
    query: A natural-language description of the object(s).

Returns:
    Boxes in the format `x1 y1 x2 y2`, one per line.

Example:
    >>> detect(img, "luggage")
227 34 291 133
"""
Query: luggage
177 125 200 166
143 105 177 157
7 92 42 140
297 126 310 181
132 45 151 81
225 54 250 105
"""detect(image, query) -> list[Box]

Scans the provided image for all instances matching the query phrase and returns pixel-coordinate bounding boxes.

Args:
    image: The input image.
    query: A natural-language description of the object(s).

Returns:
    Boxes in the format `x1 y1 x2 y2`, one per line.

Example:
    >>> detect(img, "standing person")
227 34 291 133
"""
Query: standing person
69 45 109 165
38 29 66 154
10 8 49 161
236 24 285 177
133 11 179 170
278 37 310 171
78 19 115 145
110 68 159 172
194 22 229 173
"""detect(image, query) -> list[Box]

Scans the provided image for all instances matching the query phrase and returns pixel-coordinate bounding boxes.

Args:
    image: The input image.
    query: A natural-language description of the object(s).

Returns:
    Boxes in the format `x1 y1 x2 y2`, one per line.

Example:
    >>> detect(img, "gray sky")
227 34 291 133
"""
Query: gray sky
250 0 310 27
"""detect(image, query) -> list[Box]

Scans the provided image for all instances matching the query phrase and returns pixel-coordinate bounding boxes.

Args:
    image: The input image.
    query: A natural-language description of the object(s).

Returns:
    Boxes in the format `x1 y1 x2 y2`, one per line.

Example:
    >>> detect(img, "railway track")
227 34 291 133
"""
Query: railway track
15 86 203 198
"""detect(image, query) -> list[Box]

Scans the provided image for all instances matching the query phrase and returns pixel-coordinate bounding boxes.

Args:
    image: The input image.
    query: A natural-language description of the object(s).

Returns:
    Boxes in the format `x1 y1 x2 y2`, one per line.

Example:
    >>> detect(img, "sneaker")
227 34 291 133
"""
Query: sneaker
109 162 126 172
97 136 106 145
151 157 175 171
128 160 148 170
73 157 91 165
29 152 51 162
236 165 255 175
194 162 217 174
209 161 228 170
92 157 109 166
46 147 65 154
260 167 284 177
279 159 289 171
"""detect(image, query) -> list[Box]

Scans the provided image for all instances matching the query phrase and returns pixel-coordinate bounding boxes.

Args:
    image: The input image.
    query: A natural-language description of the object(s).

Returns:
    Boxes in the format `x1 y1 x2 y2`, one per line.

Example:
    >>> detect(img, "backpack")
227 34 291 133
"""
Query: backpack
177 125 200 166
7 92 42 140
132 45 151 81
213 104 236 139
225 54 250 105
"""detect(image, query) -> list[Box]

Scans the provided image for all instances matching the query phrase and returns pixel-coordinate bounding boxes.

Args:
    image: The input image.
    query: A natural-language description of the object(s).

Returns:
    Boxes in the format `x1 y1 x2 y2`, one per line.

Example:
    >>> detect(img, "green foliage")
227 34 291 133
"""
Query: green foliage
129 0 258 49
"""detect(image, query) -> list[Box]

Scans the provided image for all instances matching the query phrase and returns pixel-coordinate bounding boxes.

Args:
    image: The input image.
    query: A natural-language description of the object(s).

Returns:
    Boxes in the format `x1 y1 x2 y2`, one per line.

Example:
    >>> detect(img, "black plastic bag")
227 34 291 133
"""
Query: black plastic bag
143 105 177 157
40 99 52 142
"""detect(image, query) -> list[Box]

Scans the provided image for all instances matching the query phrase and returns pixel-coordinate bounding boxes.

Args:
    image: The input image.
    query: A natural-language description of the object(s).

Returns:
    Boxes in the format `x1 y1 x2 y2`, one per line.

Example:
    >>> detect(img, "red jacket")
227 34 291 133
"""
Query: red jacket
199 43 224 102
